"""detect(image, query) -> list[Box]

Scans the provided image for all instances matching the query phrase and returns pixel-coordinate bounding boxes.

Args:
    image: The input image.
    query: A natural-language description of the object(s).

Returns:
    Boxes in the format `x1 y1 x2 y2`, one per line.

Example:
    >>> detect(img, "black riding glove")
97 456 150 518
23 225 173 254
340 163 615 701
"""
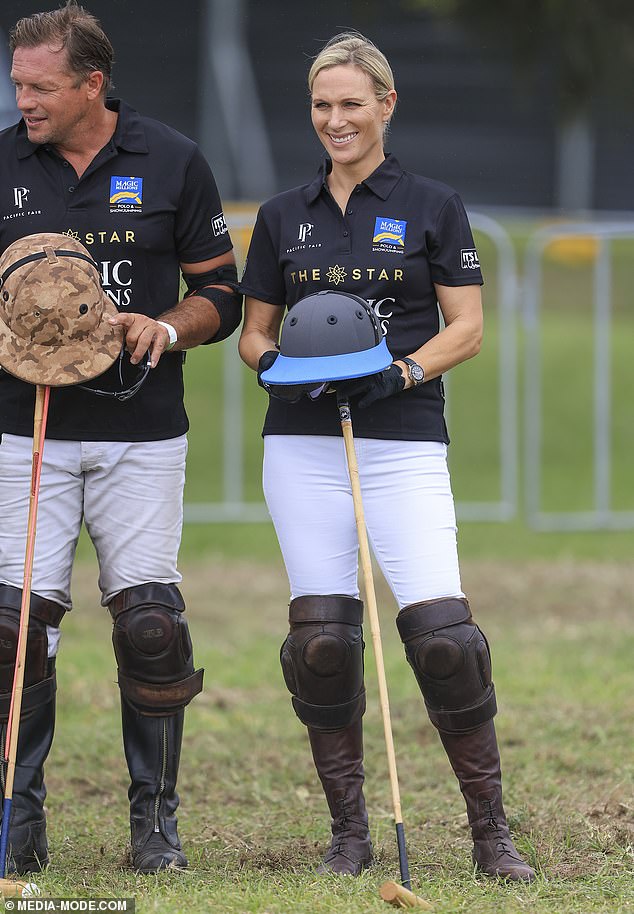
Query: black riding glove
257 350 279 389
335 363 405 409
257 350 324 404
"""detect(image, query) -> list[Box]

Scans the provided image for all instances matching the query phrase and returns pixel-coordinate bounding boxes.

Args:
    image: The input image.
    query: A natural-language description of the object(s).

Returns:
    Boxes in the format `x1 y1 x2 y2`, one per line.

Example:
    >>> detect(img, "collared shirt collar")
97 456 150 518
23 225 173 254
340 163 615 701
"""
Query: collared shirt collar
304 152 404 204
106 98 148 154
15 97 148 160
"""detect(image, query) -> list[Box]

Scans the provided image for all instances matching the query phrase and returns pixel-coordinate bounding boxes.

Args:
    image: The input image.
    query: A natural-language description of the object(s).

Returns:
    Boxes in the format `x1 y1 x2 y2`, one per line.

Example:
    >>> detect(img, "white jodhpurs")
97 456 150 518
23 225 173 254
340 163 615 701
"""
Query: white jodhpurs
263 435 463 610
0 432 187 655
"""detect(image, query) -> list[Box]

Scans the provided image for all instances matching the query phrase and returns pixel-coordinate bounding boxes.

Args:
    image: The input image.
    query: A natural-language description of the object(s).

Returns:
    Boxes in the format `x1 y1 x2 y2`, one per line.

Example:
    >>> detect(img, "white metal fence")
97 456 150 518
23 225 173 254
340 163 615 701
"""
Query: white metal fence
523 221 634 530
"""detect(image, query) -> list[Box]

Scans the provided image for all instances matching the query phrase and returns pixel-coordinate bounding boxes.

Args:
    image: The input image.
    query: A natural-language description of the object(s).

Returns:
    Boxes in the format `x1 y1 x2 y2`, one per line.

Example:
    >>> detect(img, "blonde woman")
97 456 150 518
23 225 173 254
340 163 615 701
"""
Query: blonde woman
239 32 534 882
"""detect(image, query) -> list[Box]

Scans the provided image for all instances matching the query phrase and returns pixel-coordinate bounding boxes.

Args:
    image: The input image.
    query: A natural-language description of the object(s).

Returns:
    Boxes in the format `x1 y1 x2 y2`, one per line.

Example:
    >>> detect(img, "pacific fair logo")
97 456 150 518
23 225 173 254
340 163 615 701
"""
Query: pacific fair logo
298 223 313 243
13 186 30 209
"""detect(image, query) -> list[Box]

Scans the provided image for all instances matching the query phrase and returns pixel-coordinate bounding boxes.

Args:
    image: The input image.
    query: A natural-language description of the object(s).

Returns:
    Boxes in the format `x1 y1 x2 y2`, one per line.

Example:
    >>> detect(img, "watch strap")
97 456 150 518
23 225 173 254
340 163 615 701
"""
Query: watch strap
401 357 425 386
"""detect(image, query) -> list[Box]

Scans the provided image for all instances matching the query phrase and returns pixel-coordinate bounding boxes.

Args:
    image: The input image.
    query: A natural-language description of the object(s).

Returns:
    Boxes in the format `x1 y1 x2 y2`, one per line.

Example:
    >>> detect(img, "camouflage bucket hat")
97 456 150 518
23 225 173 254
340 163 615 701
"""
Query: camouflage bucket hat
0 232 123 386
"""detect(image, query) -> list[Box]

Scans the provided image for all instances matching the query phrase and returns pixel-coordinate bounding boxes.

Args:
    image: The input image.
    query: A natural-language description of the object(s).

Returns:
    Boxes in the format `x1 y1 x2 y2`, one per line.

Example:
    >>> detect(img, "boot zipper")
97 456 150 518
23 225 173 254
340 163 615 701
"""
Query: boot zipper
154 720 168 833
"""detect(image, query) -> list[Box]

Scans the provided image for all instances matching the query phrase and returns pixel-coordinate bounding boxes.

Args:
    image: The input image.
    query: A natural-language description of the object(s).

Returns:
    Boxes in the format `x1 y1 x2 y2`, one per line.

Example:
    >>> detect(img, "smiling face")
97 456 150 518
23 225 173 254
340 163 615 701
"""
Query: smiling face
310 64 397 177
11 43 103 148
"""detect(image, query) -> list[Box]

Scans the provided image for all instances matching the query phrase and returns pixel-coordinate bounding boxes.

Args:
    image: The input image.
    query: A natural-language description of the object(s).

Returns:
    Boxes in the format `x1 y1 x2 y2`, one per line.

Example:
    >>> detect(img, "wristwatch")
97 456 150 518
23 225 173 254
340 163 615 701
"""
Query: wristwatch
401 357 425 386
157 320 178 351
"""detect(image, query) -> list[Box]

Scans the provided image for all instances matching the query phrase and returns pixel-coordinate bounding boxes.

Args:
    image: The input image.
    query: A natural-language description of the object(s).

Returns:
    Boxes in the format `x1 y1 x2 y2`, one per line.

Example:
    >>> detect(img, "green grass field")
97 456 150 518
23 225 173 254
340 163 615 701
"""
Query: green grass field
29 216 634 911
26 557 634 913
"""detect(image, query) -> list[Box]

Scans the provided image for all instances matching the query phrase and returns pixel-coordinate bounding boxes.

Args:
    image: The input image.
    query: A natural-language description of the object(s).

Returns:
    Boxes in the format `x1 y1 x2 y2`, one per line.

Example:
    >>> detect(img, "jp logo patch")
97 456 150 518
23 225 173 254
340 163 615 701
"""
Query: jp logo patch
461 248 480 269
372 217 406 254
109 177 143 213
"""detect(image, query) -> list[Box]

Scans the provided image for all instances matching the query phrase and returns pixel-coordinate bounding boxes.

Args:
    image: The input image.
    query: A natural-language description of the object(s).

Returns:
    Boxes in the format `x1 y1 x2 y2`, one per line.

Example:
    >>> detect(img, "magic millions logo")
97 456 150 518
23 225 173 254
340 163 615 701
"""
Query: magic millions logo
372 216 406 254
109 176 143 213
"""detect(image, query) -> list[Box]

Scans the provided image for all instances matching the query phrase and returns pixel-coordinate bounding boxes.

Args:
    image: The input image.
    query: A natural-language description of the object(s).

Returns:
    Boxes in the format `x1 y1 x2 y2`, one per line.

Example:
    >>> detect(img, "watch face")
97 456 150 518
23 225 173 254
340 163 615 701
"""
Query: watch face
410 363 424 383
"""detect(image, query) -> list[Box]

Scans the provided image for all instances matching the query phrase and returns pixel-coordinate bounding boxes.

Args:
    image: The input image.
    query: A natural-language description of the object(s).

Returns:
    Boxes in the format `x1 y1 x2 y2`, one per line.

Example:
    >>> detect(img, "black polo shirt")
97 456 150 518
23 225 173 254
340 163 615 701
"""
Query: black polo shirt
241 153 483 442
0 99 232 441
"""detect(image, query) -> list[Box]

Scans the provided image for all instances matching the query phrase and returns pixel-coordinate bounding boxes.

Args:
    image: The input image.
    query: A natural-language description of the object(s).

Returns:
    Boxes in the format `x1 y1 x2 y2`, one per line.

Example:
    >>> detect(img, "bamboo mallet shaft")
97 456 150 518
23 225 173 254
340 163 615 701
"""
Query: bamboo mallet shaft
338 398 432 909
0 385 50 880
339 405 405 828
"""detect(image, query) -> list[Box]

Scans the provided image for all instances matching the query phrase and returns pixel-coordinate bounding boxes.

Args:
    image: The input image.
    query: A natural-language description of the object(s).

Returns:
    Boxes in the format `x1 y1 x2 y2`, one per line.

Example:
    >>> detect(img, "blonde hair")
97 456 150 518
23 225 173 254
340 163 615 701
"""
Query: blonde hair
308 31 395 102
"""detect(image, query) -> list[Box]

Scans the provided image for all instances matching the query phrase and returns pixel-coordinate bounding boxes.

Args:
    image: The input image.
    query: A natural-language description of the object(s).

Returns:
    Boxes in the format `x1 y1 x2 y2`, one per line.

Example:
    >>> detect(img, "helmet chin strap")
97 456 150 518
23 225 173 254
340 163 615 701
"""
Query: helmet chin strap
0 248 99 289
77 349 152 402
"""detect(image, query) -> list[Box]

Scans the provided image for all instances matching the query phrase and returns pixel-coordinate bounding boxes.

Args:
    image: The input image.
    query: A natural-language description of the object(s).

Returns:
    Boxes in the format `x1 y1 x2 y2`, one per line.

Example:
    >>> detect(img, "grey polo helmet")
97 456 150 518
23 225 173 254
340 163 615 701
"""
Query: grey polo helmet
260 290 392 387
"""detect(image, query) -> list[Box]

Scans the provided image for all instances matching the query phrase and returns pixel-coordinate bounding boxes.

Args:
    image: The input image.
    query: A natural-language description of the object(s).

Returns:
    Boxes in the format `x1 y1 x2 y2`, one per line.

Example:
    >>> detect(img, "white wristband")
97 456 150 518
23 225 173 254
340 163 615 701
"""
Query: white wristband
157 320 177 351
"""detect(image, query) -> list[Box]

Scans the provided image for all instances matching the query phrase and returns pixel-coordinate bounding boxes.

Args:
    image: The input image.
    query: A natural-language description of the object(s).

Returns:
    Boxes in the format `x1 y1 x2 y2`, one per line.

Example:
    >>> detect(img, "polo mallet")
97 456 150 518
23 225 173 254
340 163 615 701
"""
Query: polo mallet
0 384 50 894
337 395 432 911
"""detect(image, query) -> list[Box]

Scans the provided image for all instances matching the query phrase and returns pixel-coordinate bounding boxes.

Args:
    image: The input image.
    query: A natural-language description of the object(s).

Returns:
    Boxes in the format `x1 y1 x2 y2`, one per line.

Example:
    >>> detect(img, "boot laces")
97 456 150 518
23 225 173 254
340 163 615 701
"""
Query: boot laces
483 798 511 855
330 795 352 855
328 794 368 859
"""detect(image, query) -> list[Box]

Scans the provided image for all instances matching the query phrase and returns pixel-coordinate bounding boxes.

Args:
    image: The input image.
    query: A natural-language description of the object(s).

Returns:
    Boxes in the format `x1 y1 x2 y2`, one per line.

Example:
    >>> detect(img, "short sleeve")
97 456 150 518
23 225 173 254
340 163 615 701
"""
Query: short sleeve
174 146 233 263
428 194 484 286
239 206 286 306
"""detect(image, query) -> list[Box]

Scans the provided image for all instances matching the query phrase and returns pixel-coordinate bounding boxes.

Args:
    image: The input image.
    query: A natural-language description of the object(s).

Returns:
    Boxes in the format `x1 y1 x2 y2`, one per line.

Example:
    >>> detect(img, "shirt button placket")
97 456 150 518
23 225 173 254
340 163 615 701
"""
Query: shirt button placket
342 225 351 253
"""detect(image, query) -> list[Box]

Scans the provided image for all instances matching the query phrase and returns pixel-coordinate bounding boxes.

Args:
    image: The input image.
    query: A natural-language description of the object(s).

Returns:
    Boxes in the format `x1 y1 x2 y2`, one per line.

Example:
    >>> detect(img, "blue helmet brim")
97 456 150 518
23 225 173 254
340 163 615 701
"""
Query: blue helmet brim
260 337 393 385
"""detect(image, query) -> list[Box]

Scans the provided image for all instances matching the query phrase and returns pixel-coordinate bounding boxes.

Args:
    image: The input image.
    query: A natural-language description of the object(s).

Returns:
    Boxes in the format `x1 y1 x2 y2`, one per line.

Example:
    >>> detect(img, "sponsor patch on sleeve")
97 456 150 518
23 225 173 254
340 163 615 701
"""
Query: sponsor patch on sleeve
211 212 228 237
461 248 480 269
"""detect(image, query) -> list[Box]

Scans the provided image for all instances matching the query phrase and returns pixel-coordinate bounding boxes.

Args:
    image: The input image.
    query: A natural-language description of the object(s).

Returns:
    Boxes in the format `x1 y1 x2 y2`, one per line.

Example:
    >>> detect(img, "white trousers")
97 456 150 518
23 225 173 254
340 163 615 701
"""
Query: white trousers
0 432 187 655
263 435 463 610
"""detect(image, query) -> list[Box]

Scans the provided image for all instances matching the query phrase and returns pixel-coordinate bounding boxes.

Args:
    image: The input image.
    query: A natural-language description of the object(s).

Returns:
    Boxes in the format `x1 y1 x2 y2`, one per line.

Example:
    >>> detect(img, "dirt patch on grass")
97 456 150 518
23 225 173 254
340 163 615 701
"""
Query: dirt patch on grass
69 555 634 627
461 559 634 623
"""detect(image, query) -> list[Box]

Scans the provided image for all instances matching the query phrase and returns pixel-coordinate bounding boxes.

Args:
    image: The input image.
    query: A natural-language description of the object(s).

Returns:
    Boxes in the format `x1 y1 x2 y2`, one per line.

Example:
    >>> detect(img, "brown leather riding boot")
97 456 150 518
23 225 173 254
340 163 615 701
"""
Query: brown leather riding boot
440 720 535 882
308 719 373 875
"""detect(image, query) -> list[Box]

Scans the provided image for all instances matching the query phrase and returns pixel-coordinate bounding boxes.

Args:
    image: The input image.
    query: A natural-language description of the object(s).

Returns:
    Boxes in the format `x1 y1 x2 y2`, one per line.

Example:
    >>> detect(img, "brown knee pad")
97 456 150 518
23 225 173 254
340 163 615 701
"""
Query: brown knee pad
0 584 63 720
280 595 366 731
108 583 203 716
396 597 497 734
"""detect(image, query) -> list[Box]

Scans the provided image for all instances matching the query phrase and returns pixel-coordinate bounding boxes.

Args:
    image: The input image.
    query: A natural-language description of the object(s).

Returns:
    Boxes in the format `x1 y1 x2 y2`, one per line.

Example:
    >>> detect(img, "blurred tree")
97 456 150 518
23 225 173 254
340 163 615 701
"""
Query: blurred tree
410 0 634 210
